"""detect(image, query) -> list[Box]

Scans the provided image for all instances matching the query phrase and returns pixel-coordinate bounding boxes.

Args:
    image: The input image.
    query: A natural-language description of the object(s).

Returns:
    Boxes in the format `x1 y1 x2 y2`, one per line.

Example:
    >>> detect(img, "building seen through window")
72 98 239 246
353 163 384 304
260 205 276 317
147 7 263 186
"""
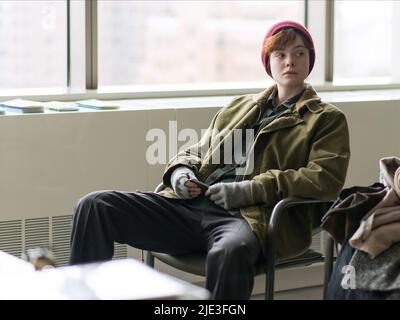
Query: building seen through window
0 1 67 90
1 1 399 92
97 0 304 88
334 0 400 85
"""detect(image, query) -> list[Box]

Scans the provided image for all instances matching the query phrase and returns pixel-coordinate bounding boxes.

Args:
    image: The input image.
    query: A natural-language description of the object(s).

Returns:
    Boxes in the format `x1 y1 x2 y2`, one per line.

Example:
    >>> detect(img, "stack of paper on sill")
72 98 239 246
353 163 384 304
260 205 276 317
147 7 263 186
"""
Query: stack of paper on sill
0 98 44 113
76 99 119 110
45 101 80 112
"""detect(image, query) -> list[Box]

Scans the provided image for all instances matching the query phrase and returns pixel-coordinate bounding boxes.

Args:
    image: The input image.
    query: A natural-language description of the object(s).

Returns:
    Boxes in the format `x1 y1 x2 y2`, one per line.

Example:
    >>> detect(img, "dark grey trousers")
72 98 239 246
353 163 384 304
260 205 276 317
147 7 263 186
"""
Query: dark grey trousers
69 190 261 299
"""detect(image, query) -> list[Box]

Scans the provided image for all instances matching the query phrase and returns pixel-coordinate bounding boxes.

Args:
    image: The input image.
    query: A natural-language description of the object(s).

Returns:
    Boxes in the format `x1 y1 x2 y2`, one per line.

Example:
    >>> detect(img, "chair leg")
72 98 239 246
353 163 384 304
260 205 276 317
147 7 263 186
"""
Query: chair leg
265 242 276 300
145 250 155 268
265 229 276 299
323 235 334 299
265 266 275 300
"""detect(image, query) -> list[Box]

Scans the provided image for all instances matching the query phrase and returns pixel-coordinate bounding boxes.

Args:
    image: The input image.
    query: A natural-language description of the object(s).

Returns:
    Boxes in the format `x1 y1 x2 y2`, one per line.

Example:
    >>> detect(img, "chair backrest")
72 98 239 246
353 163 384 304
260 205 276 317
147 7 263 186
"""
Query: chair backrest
154 182 166 193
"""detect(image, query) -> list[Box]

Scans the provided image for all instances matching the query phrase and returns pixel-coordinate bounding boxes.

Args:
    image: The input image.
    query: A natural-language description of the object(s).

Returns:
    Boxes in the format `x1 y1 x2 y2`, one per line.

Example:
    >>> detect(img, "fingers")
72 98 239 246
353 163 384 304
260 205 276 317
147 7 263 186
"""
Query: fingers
206 185 228 209
209 192 223 202
189 189 201 198
207 185 223 202
183 180 202 198
205 184 217 197
184 180 198 188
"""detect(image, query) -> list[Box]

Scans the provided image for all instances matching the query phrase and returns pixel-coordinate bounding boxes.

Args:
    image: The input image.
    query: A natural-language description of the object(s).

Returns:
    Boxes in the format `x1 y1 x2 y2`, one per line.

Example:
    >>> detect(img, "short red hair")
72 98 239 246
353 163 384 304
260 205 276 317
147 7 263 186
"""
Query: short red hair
264 28 313 56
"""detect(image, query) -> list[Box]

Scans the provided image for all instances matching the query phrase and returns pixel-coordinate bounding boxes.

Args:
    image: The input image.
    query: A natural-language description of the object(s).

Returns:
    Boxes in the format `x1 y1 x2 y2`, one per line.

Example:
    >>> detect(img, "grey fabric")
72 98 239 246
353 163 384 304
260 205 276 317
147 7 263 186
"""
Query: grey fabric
325 238 393 300
170 166 196 199
349 242 400 291
208 181 253 210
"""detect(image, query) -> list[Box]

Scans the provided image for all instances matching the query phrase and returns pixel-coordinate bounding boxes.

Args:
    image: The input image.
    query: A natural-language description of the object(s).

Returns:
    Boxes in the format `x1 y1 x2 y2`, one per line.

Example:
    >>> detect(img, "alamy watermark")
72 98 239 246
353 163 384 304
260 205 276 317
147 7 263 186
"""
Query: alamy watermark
341 265 356 290
145 121 255 175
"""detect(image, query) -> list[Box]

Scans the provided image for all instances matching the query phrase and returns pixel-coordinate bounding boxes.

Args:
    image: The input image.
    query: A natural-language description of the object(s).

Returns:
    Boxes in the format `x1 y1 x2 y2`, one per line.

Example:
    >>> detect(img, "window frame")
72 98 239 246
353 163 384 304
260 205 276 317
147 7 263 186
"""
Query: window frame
0 0 399 101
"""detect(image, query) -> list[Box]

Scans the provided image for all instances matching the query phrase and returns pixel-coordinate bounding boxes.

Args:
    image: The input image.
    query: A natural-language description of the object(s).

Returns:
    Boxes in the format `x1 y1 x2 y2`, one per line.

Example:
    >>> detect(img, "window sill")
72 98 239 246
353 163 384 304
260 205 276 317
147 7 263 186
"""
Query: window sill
1 84 400 116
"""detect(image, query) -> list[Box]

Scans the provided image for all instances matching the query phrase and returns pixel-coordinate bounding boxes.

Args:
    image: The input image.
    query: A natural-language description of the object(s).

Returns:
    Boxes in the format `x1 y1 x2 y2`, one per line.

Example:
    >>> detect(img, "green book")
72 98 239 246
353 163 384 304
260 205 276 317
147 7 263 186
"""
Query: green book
46 101 79 112
76 99 119 110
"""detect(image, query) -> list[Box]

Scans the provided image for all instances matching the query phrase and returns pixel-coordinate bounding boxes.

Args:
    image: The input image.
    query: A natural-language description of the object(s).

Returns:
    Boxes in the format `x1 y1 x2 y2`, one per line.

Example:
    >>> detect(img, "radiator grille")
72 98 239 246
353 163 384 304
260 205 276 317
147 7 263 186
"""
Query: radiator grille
0 215 128 266
310 232 323 253
113 243 128 260
0 220 22 257
52 215 73 266
25 217 50 251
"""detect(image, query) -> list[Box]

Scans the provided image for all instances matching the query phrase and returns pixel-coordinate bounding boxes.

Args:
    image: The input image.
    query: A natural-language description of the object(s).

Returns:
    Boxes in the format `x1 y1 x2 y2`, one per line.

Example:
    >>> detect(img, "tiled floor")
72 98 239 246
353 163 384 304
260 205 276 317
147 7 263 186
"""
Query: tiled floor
252 285 323 300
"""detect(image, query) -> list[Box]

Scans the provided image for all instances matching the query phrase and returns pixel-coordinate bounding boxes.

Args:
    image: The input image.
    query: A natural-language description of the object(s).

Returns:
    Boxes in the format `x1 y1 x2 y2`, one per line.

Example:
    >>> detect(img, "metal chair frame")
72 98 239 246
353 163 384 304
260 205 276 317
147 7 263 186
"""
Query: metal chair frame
145 183 335 300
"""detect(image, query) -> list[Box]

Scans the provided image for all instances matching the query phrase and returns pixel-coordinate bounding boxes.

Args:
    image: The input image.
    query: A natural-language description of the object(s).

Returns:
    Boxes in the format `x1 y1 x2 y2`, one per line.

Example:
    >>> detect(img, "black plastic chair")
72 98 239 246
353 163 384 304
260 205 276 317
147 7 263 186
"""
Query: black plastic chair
146 183 335 300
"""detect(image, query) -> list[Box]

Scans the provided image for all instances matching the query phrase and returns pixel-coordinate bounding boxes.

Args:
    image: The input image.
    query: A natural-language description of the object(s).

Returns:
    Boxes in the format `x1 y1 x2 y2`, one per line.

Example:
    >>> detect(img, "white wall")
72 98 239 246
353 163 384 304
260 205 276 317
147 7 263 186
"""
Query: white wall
0 96 399 287
338 100 400 186
1 98 398 220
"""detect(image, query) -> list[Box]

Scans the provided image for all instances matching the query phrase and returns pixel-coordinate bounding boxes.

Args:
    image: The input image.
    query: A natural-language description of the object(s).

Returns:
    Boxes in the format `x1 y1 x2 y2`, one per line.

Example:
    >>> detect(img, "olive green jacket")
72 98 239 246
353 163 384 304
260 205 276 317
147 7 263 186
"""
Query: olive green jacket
158 84 350 259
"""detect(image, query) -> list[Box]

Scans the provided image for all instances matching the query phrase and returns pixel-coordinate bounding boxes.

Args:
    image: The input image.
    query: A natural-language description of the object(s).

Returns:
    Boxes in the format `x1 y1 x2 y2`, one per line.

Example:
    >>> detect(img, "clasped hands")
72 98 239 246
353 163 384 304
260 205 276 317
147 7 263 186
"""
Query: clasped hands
170 167 253 210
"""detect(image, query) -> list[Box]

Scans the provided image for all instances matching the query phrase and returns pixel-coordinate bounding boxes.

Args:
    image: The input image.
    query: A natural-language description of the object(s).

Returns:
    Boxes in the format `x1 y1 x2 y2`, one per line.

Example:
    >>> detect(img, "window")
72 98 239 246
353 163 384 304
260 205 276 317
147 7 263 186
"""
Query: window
1 0 400 98
0 1 67 90
334 0 400 85
97 0 304 89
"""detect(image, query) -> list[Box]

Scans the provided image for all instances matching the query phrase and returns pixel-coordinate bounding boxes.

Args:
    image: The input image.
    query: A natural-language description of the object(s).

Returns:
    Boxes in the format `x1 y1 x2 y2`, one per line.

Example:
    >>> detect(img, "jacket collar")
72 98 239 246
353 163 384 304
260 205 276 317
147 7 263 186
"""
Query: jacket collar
252 83 323 114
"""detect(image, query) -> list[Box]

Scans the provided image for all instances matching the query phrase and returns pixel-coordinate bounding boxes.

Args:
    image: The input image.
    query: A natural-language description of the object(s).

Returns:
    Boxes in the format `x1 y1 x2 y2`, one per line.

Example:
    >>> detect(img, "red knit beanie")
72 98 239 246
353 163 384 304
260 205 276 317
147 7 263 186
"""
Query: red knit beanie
261 21 315 77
